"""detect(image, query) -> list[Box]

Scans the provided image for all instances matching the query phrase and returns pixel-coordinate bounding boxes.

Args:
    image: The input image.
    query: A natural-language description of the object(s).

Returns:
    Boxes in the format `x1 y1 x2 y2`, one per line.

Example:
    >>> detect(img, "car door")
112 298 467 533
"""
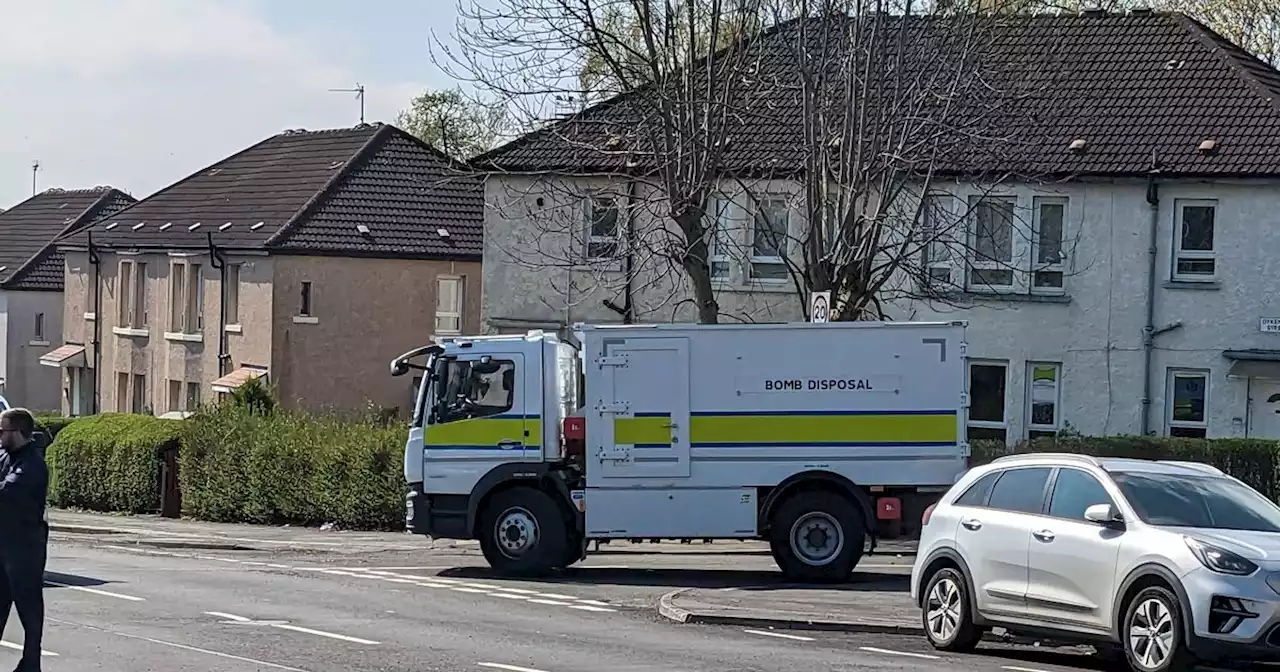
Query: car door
953 466 1051 619
1023 467 1124 633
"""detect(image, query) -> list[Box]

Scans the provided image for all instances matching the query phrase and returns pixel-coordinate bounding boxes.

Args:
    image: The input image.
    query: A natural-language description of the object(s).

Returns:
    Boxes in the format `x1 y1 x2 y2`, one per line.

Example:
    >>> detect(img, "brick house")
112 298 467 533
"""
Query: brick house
0 187 136 411
53 123 483 416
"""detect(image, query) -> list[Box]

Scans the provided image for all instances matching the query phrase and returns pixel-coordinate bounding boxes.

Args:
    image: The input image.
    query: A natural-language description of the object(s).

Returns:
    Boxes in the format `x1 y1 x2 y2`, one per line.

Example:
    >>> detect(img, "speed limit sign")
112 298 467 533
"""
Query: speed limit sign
810 291 831 323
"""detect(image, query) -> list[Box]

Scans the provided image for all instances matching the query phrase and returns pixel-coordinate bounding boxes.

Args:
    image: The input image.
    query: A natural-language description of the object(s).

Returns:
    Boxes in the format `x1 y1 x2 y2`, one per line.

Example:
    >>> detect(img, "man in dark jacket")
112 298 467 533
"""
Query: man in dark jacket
0 408 49 672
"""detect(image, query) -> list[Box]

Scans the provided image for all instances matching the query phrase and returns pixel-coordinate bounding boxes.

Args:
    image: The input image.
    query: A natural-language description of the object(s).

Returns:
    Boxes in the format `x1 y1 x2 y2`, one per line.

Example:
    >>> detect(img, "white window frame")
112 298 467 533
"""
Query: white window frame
1031 197 1067 294
1025 362 1062 438
965 195 1018 293
919 193 954 290
87 263 98 316
966 360 1009 441
131 373 147 414
169 261 203 334
749 194 791 283
1166 368 1210 437
34 312 45 342
225 263 241 326
186 382 201 411
1172 199 1217 282
584 196 623 260
167 379 182 413
435 275 464 336
118 259 148 329
299 281 314 317
116 372 129 412
705 195 731 281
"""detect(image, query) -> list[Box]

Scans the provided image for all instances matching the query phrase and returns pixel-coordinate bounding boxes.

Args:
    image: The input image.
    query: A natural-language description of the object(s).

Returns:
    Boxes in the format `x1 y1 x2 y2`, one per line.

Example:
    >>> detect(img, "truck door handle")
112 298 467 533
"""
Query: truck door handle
961 518 982 531
497 439 522 449
1033 529 1055 542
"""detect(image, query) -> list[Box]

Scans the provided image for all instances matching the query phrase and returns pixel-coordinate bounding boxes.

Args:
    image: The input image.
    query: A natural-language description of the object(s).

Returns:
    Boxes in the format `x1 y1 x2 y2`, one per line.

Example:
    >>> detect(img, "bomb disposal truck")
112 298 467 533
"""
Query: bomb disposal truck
391 321 968 582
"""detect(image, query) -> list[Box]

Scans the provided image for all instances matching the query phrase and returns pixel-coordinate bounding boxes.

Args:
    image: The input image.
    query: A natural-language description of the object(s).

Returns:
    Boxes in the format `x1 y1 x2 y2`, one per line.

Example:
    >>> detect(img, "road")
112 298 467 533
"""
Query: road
2 535 1123 672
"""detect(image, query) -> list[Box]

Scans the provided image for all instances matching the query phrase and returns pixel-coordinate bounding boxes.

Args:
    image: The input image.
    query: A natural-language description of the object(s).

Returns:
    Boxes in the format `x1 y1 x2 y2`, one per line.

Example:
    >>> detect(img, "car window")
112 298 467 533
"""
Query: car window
1112 472 1280 532
1047 468 1114 521
987 467 1052 514
954 471 1000 507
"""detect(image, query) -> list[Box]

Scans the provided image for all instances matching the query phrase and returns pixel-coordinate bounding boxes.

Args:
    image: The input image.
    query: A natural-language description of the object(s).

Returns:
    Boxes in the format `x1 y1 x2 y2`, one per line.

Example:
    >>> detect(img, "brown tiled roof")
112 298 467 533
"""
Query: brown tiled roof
60 124 483 259
475 11 1280 178
0 187 136 291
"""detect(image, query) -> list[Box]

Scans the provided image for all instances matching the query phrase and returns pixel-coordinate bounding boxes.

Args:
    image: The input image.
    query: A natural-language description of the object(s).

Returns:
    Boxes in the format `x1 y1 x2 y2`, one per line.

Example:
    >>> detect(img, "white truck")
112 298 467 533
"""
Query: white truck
391 321 969 582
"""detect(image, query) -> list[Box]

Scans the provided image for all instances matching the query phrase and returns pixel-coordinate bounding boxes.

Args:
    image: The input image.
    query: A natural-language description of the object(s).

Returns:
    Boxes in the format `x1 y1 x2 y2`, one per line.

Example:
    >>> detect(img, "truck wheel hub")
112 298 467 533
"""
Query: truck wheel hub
789 512 844 566
496 507 538 557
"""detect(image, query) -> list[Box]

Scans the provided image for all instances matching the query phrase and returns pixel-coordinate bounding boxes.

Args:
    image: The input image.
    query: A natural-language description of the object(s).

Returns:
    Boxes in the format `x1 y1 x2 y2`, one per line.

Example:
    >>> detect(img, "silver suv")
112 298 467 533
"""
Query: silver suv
910 453 1280 671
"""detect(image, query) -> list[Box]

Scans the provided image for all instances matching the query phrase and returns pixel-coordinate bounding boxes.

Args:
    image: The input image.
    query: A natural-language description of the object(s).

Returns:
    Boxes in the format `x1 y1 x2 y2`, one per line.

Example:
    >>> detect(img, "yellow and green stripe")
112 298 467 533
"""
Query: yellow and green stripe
615 410 957 448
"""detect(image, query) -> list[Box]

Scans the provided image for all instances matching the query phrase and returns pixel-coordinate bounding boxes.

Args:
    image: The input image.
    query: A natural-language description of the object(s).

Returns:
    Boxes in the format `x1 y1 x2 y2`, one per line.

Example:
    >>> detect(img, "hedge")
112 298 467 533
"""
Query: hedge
46 413 181 513
178 403 406 530
969 436 1280 501
35 415 80 440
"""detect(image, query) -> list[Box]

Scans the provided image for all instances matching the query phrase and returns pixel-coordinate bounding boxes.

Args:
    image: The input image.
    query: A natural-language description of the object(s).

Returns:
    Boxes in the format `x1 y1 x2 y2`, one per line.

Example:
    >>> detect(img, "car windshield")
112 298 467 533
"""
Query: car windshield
1112 471 1280 532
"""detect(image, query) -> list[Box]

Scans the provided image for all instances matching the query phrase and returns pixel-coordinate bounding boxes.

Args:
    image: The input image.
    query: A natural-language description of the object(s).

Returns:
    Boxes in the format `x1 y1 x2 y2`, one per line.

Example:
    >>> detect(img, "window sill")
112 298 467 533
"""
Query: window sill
933 291 1071 305
164 331 204 343
711 279 793 294
292 316 319 324
225 324 243 334
112 327 149 338
28 340 49 347
1163 280 1220 291
84 312 96 321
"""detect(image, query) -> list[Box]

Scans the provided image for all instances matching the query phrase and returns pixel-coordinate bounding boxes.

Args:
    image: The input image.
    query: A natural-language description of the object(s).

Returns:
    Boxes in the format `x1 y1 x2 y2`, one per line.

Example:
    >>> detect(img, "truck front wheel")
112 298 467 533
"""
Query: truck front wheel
768 490 865 583
478 486 570 576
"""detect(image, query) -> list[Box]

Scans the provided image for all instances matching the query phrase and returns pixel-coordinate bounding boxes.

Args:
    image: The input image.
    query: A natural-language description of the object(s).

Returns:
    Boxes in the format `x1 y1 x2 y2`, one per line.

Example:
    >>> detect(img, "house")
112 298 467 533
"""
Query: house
0 187 136 411
473 10 1280 441
53 123 483 417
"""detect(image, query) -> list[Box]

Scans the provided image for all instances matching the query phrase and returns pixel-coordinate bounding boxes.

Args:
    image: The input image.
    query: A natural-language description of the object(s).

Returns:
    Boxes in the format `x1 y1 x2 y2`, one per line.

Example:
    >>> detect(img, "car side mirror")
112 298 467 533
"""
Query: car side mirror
1084 503 1124 527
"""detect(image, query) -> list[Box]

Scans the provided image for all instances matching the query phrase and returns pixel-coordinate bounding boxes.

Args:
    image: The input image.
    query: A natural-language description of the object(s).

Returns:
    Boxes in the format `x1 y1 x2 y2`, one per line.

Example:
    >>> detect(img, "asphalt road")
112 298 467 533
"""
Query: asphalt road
2 536 1131 672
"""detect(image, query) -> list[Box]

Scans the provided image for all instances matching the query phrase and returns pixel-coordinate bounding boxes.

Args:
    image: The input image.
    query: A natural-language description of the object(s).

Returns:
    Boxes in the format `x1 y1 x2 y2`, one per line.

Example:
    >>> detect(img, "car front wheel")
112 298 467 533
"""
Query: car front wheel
921 567 981 652
1122 586 1196 672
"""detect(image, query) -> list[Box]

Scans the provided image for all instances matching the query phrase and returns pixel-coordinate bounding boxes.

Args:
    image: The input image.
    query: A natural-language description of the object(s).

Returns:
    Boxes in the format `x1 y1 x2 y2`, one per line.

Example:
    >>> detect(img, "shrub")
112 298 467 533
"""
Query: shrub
228 377 277 416
179 403 406 530
46 413 182 513
35 414 80 440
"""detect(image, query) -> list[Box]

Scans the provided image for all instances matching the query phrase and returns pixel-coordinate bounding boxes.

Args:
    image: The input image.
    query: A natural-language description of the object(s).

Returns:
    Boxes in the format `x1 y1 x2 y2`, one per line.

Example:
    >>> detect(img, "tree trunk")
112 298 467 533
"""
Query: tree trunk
676 210 720 324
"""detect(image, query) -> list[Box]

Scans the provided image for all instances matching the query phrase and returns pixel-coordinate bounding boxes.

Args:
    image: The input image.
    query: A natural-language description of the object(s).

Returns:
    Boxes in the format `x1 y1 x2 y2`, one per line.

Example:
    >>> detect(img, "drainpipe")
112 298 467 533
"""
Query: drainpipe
206 233 229 378
1140 163 1161 435
87 232 102 415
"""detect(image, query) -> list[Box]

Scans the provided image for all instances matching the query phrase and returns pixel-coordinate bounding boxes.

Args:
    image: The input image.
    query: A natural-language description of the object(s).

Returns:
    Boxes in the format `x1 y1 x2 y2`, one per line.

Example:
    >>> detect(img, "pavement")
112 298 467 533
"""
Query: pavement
23 510 1128 671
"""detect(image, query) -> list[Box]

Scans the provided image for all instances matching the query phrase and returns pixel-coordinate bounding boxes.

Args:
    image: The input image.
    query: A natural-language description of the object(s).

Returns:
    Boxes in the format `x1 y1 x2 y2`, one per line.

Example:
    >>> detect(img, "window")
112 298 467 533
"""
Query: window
954 471 1000 507
435 358 516 423
116 373 129 412
186 382 201 411
967 361 1008 441
1026 362 1061 439
435 276 463 335
132 373 146 413
920 194 952 288
117 259 148 328
168 380 182 412
1047 468 1114 521
225 264 241 325
1113 471 1280 532
34 313 45 342
987 467 1052 514
1173 200 1216 280
750 196 789 281
1167 369 1208 438
585 197 621 259
1032 197 1065 290
169 262 203 333
967 196 1016 289
705 196 731 280
87 263 98 315
299 281 313 317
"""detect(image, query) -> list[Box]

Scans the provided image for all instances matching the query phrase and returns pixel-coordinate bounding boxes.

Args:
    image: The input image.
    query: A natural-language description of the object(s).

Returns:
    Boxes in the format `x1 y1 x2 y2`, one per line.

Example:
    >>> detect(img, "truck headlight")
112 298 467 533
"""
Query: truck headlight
1185 536 1258 576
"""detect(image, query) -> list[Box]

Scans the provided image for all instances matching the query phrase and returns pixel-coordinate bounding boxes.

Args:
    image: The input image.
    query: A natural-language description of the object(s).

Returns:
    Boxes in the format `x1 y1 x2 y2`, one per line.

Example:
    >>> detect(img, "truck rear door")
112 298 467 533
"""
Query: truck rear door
594 337 692 479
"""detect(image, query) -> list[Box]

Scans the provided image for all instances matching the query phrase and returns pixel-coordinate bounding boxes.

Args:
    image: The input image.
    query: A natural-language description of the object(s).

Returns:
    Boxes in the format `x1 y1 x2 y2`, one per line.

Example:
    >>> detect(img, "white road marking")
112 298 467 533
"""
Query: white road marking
478 663 548 672
493 593 530 600
859 646 940 660
272 623 380 645
534 592 578 600
204 611 253 622
567 604 617 613
459 581 502 590
743 628 815 641
527 598 572 606
44 580 145 602
576 599 611 606
0 641 57 656
266 563 291 569
493 587 539 595
450 587 490 594
1003 666 1053 672
52 616 309 671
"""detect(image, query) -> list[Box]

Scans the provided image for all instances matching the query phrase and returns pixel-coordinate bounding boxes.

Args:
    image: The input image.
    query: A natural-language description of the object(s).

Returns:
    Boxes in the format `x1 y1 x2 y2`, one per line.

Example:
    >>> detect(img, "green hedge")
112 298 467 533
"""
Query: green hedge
969 436 1280 501
46 413 181 513
35 415 80 440
179 403 406 530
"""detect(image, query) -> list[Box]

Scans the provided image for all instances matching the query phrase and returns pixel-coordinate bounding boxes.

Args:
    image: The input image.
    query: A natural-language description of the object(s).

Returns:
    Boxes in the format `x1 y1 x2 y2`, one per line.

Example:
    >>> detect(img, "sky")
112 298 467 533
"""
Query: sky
0 0 473 208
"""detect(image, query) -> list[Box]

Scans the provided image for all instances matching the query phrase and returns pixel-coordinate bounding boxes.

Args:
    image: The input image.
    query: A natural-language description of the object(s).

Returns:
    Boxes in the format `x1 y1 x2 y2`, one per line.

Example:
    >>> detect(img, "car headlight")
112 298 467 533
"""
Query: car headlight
1185 536 1259 576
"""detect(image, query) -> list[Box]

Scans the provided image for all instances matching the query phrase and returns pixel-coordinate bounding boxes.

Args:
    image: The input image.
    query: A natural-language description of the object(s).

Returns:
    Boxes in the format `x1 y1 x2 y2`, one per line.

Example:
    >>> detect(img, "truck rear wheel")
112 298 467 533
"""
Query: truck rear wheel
478 486 570 576
768 490 865 583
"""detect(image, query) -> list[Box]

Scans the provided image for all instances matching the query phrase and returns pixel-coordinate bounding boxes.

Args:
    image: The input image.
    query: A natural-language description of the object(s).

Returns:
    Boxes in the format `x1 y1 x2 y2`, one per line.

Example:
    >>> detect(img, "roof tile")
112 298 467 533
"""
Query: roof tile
1 187 136 291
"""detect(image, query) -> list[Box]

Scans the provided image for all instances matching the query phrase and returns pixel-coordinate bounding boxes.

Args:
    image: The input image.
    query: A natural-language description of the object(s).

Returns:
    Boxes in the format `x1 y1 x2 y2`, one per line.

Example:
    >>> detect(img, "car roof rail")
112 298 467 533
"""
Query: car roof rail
1155 460 1224 476
991 452 1103 467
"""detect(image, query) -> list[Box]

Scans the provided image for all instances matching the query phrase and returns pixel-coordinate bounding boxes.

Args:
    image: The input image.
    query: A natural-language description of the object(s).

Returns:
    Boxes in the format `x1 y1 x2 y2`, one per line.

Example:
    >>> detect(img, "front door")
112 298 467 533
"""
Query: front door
593 337 691 479
424 353 536 463
1250 378 1280 439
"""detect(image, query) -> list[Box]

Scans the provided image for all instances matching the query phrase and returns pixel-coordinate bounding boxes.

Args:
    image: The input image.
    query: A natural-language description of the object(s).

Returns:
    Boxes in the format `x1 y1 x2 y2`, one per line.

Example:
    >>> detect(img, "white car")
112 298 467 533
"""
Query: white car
911 453 1280 671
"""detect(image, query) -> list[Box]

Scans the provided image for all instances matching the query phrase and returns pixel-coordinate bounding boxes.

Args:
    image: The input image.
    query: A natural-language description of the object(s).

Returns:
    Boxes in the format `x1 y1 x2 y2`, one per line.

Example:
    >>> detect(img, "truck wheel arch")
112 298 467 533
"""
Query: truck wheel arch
466 463 582 538
759 470 874 534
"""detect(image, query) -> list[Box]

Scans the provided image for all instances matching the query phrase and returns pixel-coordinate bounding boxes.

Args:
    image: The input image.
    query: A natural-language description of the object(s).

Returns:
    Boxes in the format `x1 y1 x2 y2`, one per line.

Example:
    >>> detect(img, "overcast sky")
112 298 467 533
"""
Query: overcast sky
0 0 469 208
